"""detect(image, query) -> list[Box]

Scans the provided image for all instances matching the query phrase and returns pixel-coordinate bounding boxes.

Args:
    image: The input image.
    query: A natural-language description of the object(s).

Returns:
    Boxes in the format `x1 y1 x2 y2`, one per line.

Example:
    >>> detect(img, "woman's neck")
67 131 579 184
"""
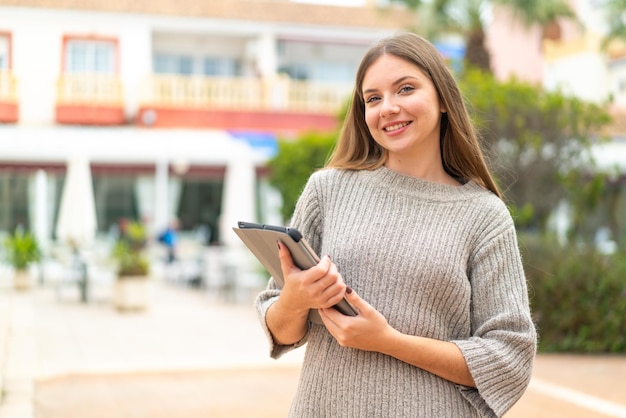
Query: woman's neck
383 154 460 186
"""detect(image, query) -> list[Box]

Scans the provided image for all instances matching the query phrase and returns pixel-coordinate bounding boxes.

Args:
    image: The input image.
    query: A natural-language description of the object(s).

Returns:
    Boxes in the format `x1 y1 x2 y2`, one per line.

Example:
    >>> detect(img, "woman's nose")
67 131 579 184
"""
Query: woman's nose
379 97 400 117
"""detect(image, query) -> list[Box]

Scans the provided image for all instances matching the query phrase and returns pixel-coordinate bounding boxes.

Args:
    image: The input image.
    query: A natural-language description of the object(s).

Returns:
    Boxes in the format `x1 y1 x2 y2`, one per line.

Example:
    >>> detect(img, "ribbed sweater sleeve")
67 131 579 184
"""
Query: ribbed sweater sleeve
453 206 537 417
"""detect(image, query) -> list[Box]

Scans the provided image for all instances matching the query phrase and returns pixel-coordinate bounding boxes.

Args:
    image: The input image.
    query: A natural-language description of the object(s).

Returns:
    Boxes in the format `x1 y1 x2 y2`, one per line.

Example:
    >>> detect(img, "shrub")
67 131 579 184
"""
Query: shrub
111 219 149 278
520 234 626 352
3 228 41 270
268 131 337 221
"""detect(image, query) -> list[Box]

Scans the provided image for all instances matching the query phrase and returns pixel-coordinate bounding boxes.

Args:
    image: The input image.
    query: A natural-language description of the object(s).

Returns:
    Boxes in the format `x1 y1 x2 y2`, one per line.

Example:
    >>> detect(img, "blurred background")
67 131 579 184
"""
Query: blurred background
0 0 625 416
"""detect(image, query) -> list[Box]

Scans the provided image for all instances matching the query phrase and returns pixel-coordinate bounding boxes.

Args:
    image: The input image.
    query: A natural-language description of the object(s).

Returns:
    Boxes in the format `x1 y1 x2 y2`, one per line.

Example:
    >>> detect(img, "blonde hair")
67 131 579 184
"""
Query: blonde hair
326 32 501 198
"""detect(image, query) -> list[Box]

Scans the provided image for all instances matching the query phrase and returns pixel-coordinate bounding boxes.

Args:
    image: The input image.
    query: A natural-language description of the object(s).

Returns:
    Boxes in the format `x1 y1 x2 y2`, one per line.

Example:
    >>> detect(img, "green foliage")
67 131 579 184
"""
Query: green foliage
497 0 576 27
389 0 422 9
459 68 611 234
3 228 41 270
268 132 337 221
601 0 626 48
111 220 149 278
521 234 626 352
559 171 609 242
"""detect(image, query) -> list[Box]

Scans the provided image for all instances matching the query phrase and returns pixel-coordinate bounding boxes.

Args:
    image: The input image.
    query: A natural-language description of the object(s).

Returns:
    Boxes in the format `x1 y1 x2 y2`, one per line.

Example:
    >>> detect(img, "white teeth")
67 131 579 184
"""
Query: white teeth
384 122 409 131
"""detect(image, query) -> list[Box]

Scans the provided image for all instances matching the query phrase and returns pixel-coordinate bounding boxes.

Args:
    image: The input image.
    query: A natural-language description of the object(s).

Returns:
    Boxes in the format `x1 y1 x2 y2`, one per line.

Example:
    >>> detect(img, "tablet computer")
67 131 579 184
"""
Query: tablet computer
233 221 357 324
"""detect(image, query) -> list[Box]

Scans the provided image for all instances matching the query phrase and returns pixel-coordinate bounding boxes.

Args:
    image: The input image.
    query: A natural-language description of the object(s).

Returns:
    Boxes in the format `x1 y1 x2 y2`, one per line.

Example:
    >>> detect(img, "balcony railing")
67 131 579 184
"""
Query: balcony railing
543 32 603 62
56 73 124 105
140 75 353 114
0 70 17 102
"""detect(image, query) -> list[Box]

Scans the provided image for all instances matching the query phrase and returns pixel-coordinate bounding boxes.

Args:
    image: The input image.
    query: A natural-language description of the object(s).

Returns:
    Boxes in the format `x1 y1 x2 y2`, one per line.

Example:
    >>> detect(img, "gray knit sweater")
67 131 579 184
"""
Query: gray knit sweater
255 166 537 418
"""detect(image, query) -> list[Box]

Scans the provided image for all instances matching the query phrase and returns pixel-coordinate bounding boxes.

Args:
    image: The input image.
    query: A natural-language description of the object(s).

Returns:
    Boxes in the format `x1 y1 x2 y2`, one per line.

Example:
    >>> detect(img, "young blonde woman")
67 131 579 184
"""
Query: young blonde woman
255 32 537 418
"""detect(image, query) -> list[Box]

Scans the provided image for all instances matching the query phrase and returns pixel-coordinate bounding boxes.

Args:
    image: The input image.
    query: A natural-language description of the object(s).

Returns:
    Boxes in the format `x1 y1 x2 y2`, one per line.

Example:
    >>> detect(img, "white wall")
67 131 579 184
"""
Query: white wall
543 50 610 103
486 5 544 84
8 9 61 124
2 7 155 124
118 23 152 119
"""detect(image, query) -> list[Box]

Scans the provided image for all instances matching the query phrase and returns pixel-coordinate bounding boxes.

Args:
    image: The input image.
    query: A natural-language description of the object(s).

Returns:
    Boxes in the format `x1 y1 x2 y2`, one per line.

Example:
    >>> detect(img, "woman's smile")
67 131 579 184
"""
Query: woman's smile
383 121 412 133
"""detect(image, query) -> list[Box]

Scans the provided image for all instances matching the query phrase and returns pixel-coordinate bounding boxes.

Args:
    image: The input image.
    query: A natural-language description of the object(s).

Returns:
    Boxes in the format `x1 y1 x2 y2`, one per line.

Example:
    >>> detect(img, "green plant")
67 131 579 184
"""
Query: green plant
459 68 611 235
521 234 626 353
268 131 337 220
111 220 149 278
3 228 41 270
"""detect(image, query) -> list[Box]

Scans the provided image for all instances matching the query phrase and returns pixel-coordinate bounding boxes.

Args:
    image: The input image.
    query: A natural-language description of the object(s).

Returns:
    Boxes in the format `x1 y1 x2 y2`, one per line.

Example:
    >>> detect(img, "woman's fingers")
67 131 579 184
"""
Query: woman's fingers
277 240 345 309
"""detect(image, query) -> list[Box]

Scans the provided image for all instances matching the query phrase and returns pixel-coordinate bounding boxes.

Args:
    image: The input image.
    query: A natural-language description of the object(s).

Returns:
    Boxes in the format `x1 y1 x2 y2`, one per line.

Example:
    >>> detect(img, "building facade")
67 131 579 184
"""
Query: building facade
2 0 624 253
0 0 413 249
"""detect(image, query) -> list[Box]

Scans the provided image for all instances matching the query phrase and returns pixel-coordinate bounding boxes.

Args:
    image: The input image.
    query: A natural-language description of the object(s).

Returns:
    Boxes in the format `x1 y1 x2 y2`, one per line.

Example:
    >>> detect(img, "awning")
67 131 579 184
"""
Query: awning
0 125 268 166
227 130 278 158
0 125 265 241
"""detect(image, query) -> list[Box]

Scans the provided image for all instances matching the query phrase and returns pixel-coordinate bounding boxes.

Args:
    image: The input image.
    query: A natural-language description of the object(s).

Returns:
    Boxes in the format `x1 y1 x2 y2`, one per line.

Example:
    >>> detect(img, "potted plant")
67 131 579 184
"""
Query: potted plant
3 227 41 290
111 219 151 311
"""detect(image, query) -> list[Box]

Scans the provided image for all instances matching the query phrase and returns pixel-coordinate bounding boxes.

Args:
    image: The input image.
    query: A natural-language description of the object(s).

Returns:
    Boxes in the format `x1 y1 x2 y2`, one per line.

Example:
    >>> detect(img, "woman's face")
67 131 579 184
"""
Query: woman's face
362 54 445 166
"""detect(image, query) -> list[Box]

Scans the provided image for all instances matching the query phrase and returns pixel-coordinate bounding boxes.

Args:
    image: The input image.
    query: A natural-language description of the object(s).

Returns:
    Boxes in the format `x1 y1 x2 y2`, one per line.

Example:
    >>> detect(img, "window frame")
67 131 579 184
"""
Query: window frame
0 32 12 71
61 35 119 74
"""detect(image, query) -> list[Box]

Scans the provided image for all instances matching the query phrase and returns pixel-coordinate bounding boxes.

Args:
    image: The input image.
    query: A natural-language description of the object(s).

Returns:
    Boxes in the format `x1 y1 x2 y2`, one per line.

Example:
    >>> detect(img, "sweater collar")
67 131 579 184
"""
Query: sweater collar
363 165 490 202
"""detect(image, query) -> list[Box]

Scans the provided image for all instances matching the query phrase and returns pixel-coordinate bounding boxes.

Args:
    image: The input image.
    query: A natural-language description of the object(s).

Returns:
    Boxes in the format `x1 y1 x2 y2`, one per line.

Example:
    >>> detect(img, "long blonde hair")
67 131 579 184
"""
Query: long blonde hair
326 32 501 198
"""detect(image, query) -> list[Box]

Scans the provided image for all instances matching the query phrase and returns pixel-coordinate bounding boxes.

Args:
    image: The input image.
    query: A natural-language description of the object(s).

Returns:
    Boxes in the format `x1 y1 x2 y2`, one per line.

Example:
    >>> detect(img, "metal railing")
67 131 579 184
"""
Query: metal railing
543 32 602 62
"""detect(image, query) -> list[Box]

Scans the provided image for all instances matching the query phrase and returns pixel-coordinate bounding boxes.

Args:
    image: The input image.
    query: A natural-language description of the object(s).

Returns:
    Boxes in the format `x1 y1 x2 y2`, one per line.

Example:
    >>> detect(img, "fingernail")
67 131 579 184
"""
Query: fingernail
346 286 353 294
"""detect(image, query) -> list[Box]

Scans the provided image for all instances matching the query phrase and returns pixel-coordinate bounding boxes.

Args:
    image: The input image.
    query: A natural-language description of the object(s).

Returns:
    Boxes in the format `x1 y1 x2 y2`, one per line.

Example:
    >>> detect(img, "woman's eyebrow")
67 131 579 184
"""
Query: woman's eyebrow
362 75 420 95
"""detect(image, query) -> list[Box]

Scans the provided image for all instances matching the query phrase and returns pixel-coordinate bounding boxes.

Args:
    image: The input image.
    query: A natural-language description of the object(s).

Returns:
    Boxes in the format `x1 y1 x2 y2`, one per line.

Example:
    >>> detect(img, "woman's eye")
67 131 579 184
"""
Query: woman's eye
365 96 380 104
399 85 415 94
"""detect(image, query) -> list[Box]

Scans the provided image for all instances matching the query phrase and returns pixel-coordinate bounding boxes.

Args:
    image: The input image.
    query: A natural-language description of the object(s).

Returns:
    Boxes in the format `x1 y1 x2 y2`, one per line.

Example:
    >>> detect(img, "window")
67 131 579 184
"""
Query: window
154 54 193 75
0 33 10 70
154 54 240 77
203 57 240 76
176 179 223 244
93 175 139 232
0 173 29 232
65 39 116 73
314 62 354 82
278 64 309 80
277 40 366 83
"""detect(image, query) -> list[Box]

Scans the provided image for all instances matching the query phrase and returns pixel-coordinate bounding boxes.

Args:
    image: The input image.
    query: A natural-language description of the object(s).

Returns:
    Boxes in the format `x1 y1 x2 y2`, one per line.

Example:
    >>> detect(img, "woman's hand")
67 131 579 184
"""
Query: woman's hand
266 241 348 346
276 240 348 313
319 287 393 352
